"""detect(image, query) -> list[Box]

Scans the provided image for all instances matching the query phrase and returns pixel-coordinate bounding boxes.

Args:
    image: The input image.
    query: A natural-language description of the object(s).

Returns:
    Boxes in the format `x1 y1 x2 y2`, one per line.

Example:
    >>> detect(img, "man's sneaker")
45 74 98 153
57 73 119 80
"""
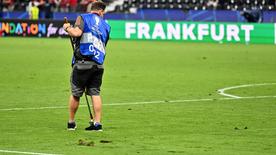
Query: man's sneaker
85 122 103 131
67 122 77 130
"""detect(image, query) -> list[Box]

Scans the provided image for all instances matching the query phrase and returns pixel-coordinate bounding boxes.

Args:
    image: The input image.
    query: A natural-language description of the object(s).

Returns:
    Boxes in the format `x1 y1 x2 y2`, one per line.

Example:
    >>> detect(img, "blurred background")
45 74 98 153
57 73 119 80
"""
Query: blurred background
1 0 276 23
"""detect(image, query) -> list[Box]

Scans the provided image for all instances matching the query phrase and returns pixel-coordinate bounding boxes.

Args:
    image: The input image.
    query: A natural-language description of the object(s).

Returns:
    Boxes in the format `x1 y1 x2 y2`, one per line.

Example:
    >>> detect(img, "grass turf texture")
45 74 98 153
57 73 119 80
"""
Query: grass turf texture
0 37 276 155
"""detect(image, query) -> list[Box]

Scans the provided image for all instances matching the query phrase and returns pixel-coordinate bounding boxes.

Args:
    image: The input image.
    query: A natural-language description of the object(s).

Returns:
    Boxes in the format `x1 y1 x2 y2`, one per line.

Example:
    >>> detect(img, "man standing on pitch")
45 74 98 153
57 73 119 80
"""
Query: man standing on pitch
63 1 111 131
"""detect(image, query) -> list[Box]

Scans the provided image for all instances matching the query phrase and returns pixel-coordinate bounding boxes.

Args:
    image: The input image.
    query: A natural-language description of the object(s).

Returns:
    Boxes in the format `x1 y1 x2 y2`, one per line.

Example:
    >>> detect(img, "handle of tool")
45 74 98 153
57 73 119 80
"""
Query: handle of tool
85 93 94 120
64 17 75 52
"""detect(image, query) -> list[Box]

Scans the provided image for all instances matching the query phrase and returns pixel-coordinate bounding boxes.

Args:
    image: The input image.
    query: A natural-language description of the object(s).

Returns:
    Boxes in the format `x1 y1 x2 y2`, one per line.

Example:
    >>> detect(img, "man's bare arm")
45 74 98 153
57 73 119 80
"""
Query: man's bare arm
63 16 83 37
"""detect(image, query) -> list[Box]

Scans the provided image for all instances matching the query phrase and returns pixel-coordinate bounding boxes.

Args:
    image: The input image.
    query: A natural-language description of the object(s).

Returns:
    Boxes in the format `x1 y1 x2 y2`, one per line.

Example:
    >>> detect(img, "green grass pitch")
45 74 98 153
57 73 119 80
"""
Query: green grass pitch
0 37 276 155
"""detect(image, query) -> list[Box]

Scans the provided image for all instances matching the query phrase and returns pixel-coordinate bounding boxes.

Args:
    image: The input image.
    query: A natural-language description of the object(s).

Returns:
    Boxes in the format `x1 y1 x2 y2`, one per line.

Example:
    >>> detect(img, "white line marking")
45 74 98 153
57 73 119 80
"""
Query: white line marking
0 106 68 111
1 96 276 112
0 149 61 155
218 83 276 98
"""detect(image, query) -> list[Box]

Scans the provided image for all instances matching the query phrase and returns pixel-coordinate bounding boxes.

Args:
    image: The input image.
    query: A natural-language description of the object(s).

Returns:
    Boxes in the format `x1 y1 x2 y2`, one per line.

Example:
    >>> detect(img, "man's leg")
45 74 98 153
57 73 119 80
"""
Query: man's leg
69 95 80 123
85 95 103 131
85 66 104 131
68 95 80 130
91 95 102 123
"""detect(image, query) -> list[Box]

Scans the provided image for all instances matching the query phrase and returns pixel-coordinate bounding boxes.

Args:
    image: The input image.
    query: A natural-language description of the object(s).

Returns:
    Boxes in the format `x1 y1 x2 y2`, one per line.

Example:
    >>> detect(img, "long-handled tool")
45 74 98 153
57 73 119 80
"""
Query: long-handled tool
64 17 94 121
64 17 74 51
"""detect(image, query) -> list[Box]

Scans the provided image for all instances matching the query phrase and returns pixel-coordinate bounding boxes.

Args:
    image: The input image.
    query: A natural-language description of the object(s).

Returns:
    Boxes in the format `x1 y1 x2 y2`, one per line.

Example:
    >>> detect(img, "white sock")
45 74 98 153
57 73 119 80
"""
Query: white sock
69 120 75 123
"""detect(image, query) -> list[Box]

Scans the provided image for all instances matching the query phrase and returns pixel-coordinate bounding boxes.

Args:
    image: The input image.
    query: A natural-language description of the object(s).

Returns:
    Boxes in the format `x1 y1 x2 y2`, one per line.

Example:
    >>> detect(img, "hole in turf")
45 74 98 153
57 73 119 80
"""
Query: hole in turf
78 139 95 147
100 140 112 143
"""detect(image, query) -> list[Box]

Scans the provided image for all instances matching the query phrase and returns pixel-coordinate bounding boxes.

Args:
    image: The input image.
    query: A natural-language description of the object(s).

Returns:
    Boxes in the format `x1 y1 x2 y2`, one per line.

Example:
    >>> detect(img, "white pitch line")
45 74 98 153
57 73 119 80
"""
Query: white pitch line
0 99 214 111
0 96 276 112
0 149 62 155
218 83 276 98
0 106 69 111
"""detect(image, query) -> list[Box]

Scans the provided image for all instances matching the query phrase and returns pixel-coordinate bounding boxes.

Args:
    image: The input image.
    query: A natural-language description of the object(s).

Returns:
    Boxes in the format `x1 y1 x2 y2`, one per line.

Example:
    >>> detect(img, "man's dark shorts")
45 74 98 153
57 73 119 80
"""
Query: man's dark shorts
70 61 104 97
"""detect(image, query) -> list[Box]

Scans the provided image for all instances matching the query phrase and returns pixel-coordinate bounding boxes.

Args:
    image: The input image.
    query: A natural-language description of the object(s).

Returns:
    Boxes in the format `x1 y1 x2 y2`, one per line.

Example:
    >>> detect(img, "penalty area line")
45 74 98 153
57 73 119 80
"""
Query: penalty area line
0 96 276 111
0 149 62 155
